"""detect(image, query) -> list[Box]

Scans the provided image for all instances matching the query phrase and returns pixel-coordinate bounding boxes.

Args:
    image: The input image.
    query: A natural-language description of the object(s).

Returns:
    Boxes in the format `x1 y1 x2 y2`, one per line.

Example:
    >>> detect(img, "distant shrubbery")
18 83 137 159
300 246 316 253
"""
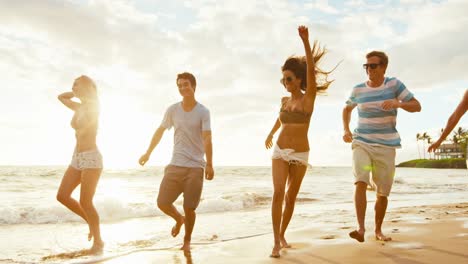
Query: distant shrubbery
397 159 467 169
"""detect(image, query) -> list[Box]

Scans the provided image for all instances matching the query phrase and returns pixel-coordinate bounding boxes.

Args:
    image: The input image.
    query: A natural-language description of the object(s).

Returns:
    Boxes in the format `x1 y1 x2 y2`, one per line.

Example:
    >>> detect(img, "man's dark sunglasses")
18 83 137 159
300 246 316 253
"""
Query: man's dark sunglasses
363 63 382 70
280 76 293 85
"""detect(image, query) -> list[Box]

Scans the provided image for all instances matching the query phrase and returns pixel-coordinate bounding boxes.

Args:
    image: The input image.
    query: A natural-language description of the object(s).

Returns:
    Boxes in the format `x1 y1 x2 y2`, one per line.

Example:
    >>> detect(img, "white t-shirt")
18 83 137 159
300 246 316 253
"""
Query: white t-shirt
161 102 211 168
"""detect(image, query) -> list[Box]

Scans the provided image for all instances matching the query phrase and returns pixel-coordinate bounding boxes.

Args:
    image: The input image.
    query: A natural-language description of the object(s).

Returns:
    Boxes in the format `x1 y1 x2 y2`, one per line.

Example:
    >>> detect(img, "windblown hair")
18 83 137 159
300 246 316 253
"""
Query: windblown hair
282 41 335 92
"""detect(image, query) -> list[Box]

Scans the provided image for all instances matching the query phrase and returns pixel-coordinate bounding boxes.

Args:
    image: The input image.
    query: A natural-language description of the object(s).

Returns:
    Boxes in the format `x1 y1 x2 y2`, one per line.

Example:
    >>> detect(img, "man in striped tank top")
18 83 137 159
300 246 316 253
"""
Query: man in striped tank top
342 51 421 242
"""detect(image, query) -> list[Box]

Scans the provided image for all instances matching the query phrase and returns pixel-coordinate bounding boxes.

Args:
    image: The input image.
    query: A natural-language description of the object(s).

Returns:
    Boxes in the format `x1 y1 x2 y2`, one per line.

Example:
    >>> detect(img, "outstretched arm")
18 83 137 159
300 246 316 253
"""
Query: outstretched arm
139 126 166 166
428 90 468 152
58 92 80 111
265 118 281 149
299 25 317 113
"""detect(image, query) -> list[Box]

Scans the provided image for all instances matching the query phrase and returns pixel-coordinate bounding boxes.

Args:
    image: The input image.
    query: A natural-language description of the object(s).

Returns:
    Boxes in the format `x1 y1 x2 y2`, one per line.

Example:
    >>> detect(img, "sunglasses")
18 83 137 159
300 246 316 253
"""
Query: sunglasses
363 63 382 70
280 76 294 85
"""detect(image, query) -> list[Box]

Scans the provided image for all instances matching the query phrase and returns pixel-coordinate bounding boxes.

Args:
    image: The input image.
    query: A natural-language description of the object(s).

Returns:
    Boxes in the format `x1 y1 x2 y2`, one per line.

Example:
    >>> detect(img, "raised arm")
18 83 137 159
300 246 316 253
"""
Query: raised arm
298 25 317 113
58 92 80 111
139 126 166 166
203 131 214 180
265 118 281 149
428 89 468 152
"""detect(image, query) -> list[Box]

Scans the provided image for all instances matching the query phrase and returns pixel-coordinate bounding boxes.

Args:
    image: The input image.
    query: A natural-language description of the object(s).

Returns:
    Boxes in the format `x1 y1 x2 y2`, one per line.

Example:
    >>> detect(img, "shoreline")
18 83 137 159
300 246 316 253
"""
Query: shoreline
95 203 468 264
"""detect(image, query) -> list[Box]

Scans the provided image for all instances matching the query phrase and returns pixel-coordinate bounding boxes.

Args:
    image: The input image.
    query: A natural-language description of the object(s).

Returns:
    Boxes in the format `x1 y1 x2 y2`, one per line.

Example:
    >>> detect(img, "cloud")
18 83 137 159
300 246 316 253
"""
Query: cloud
305 0 340 14
0 0 466 166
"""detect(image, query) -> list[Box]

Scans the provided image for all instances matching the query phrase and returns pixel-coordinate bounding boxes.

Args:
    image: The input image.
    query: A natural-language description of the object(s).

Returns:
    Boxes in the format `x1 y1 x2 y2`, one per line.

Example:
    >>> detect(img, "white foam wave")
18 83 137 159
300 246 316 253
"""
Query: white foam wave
0 192 289 225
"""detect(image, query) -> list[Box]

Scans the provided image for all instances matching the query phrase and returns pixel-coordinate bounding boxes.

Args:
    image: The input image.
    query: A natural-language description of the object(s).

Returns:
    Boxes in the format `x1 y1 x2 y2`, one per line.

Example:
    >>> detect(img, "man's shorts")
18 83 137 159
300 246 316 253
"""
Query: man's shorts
352 141 396 197
157 165 204 209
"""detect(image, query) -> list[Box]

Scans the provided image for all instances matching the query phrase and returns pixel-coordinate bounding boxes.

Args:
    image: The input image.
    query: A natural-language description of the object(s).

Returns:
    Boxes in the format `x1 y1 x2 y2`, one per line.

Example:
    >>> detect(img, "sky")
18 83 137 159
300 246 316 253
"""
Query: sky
0 0 467 168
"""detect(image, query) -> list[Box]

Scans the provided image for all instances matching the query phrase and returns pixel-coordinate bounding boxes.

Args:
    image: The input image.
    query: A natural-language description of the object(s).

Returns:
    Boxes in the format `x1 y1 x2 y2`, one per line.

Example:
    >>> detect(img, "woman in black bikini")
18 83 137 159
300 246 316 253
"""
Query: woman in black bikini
265 25 333 258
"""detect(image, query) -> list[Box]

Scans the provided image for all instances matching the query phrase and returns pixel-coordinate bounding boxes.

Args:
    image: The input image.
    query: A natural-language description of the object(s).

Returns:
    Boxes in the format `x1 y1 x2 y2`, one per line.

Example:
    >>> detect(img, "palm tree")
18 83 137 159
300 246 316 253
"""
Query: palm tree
421 132 429 159
452 134 460 158
454 127 467 138
416 133 421 159
458 128 468 158
427 136 433 159
437 128 444 159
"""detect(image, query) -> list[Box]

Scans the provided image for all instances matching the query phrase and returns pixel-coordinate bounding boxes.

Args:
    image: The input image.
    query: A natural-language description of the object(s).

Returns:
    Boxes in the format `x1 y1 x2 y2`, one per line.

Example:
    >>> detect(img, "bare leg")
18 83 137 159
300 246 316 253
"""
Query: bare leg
181 206 196 253
350 182 367 242
270 159 288 258
375 195 391 241
279 163 307 248
80 168 103 253
157 203 185 237
56 166 92 240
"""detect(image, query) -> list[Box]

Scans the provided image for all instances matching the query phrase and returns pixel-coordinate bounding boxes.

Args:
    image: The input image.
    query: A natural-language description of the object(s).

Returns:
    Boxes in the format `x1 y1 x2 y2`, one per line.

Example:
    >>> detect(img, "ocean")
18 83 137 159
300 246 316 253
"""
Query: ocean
0 166 467 263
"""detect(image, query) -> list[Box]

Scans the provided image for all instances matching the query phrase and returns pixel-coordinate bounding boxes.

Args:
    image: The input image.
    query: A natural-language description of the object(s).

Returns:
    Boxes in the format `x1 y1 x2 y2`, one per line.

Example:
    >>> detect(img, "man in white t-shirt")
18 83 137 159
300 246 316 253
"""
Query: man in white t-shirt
139 72 214 254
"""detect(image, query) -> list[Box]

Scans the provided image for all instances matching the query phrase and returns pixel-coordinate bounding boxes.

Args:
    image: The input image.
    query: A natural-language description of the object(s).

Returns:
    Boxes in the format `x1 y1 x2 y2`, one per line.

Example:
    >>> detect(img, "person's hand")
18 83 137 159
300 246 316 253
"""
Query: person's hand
139 153 150 166
381 99 400 111
298 25 309 42
428 140 442 153
265 134 273 149
205 164 214 180
343 130 353 143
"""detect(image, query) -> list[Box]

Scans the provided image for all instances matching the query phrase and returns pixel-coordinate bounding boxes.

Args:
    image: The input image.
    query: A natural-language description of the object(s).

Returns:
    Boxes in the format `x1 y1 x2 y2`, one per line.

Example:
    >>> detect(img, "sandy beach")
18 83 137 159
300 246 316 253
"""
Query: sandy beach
91 203 468 264
2 167 467 264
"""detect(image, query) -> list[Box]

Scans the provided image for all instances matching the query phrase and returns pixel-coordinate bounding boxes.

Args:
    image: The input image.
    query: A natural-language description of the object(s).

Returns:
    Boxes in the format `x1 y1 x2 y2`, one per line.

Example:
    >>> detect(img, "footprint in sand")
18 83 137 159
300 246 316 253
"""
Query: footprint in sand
320 235 336 240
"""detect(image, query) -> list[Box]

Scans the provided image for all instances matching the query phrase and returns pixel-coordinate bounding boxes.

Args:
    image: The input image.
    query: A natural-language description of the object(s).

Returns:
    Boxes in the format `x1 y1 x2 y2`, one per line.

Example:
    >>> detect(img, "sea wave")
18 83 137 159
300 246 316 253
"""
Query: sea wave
0 192 318 225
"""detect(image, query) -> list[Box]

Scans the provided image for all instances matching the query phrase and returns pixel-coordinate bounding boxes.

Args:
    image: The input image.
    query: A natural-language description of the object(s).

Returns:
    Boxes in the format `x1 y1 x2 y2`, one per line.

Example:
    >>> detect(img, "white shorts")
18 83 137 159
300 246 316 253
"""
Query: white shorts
272 144 311 168
70 149 103 170
352 141 396 197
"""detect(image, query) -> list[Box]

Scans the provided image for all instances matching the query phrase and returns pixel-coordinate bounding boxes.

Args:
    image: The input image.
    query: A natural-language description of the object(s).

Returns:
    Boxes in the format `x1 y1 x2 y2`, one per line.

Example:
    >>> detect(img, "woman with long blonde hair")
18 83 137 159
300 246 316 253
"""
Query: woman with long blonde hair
57 75 104 253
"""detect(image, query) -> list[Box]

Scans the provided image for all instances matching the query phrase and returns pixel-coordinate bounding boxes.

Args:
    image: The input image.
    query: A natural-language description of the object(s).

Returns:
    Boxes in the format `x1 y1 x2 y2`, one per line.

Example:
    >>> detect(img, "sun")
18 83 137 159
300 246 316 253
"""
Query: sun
97 94 172 169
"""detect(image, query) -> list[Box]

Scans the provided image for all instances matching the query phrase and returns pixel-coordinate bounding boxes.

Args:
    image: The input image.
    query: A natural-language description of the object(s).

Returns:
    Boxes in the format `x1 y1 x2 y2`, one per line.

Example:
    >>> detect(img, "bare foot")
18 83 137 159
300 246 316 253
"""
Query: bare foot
89 241 104 254
171 217 185 237
375 231 392 241
349 230 365 243
280 237 291 248
180 240 191 253
269 244 281 258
